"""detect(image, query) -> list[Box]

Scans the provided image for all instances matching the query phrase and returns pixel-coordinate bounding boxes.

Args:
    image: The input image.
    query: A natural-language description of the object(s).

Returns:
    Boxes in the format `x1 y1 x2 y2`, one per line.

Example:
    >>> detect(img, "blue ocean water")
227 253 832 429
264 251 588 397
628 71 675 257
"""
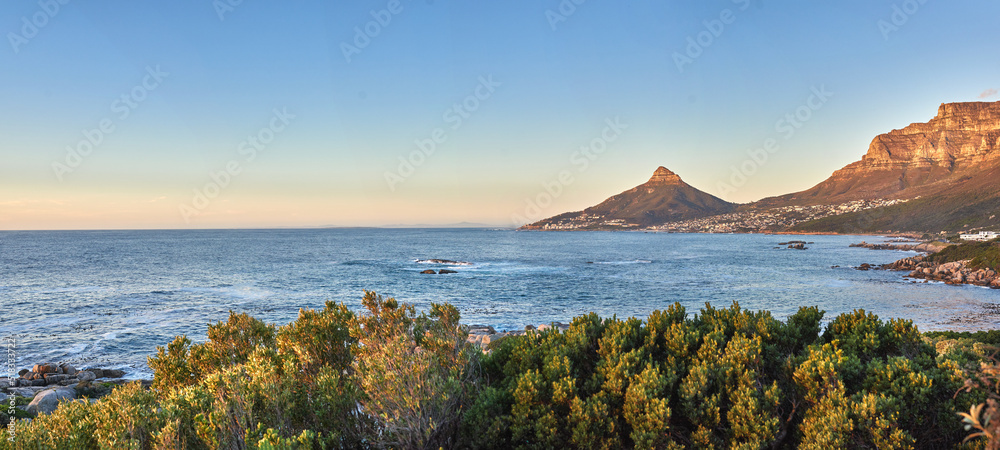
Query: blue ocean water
2 229 999 378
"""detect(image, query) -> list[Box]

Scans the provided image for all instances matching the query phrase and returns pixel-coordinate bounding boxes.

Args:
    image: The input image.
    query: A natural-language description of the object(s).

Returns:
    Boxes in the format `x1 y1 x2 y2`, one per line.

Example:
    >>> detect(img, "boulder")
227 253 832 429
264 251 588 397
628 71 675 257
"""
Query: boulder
76 371 96 382
43 374 68 385
420 270 436 274
86 369 105 378
7 386 46 398
438 269 458 274
25 387 76 416
103 369 126 378
30 379 47 387
18 369 28 377
33 364 58 375
467 325 496 335
486 333 512 350
59 364 77 376
525 325 535 332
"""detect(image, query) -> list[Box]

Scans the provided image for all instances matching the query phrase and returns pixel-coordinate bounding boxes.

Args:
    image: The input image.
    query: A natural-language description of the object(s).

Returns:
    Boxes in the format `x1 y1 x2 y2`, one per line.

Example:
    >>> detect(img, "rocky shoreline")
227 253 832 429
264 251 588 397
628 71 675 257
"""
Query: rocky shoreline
2 363 149 417
882 256 1000 288
464 322 571 349
849 241 948 253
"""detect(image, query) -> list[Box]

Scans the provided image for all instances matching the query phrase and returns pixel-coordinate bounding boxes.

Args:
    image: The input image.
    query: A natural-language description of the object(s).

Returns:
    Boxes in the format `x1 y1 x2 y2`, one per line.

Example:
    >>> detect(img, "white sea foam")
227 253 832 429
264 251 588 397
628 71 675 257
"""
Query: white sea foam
593 260 653 265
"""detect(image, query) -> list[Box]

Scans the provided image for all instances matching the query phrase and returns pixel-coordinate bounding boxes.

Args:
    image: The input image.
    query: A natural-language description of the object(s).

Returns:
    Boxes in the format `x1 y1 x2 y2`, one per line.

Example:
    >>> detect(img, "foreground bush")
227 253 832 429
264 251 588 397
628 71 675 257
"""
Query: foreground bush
1 295 993 449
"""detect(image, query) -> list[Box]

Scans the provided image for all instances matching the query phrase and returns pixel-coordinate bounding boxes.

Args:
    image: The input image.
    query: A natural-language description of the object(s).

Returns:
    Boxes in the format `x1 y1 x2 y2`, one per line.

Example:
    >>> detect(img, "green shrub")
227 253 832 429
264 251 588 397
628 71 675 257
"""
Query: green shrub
351 291 477 449
4 295 996 450
929 239 1000 270
465 305 981 449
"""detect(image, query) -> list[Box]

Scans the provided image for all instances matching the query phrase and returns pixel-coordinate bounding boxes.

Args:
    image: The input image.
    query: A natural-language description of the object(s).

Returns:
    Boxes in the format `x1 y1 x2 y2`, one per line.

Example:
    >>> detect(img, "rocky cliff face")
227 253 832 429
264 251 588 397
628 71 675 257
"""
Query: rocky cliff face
764 101 1000 205
646 166 684 185
843 102 1000 174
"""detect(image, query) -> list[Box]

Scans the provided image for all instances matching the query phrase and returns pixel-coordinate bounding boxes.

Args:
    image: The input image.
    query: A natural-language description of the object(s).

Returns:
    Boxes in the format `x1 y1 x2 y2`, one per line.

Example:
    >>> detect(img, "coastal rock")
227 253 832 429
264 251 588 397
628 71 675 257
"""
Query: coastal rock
18 369 28 378
420 270 437 274
26 387 76 416
103 369 126 378
86 369 105 378
438 269 458 274
76 371 96 382
467 325 496 335
43 374 68 385
7 386 46 399
33 363 58 375
60 364 77 376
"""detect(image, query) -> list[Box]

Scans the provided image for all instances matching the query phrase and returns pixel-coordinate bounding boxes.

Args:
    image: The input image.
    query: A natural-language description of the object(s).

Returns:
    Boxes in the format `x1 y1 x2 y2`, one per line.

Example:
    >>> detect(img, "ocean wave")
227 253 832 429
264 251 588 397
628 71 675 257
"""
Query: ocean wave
415 259 474 266
590 260 653 265
34 286 108 294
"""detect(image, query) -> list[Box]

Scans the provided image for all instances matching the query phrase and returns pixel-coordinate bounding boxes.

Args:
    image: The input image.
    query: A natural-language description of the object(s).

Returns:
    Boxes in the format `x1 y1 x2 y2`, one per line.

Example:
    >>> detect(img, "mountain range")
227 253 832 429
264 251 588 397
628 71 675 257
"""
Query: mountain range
522 101 1000 233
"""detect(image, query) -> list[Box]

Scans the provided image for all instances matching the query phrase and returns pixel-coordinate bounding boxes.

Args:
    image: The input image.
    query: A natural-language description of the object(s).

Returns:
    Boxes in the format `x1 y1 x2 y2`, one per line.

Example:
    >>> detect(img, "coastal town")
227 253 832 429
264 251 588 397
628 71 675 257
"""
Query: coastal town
531 198 912 232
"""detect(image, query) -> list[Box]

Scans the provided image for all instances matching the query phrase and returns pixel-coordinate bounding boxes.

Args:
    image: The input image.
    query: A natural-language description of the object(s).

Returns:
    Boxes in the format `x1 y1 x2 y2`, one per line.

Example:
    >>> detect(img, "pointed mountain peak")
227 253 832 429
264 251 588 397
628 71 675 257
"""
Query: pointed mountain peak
647 166 683 185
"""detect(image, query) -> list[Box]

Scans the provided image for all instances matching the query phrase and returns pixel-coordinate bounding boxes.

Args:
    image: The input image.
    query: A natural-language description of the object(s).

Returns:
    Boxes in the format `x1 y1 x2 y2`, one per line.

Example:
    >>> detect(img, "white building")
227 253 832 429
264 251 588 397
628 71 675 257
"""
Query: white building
960 231 1000 242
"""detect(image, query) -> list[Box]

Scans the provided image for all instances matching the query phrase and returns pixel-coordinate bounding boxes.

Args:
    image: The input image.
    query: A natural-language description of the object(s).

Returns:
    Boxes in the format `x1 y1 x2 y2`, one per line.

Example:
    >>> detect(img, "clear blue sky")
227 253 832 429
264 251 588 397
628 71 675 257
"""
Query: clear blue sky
1 0 998 229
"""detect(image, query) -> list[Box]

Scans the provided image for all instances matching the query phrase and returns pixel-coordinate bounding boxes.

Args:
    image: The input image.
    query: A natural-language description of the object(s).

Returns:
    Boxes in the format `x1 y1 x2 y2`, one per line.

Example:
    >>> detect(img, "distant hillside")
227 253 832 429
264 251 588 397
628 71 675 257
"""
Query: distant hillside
762 101 1000 208
522 101 1000 234
520 167 735 230
773 101 1000 233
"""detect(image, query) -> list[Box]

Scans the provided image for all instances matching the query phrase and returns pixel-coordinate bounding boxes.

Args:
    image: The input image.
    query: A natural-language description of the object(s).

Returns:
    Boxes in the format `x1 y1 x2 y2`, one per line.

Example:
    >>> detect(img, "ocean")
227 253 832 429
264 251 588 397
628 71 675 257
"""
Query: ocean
2 228 999 378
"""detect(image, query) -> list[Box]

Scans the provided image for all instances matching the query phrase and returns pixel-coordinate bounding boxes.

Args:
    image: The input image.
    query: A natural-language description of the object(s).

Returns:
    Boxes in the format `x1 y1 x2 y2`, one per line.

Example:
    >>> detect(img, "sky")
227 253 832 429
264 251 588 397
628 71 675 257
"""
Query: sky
1 0 998 230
